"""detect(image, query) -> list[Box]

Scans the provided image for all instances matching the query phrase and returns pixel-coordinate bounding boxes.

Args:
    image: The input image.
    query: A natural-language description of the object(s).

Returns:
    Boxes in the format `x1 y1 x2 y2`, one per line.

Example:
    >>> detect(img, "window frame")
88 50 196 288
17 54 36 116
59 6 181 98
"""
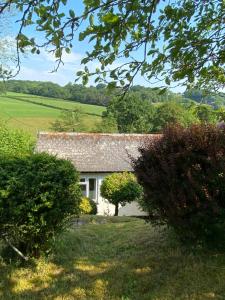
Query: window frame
79 176 98 203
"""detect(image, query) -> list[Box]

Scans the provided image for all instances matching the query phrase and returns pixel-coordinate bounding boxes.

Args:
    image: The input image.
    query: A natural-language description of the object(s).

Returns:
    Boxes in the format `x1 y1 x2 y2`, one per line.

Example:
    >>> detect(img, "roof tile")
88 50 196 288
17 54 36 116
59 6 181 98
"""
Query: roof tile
36 132 161 172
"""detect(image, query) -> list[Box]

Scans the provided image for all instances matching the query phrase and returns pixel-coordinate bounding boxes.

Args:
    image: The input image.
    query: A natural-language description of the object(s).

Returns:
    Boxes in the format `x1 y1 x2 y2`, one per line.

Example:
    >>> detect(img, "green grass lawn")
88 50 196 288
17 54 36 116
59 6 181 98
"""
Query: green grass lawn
0 92 105 135
1 217 225 300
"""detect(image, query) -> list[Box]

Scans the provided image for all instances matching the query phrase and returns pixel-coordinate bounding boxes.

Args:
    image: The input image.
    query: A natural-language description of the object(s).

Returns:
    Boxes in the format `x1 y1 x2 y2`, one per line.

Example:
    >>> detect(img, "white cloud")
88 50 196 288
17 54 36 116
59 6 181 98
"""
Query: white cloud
16 51 171 89
40 50 83 64
16 66 72 86
0 35 17 65
15 49 85 85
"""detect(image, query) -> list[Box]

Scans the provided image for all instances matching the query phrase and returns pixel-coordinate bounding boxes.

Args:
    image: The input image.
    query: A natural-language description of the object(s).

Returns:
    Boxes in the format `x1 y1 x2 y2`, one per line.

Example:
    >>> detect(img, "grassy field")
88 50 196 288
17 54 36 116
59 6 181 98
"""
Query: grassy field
1 216 225 300
0 92 105 135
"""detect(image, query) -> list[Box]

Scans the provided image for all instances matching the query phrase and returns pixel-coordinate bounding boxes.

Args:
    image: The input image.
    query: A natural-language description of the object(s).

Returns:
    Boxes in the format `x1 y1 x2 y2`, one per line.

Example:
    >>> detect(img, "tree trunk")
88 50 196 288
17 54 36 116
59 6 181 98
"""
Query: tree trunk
115 203 119 216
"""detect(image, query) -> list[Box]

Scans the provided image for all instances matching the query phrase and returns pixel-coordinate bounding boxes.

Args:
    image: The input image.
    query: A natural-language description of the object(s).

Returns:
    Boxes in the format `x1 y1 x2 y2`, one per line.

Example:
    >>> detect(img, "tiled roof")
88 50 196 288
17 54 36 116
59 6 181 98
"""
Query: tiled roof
36 132 161 173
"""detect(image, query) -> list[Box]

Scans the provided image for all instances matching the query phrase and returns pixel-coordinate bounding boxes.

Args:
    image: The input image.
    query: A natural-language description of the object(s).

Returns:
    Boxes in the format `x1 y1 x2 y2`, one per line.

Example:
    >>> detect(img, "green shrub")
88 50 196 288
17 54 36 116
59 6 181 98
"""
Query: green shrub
89 198 97 215
79 197 92 214
134 124 225 249
0 121 34 157
0 153 81 258
100 172 142 216
79 197 97 215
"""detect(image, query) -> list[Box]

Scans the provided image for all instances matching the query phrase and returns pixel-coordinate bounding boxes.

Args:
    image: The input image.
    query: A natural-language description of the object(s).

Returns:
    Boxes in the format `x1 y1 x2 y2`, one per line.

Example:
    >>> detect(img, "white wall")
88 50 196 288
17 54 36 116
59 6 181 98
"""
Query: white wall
118 201 148 217
80 173 147 216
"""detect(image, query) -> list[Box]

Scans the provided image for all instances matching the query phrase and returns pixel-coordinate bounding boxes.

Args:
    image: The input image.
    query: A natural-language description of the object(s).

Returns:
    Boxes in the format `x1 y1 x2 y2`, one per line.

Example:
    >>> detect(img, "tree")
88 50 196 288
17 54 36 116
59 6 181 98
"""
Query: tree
0 80 6 94
1 1 224 90
183 89 204 103
106 95 155 133
94 114 118 133
216 107 225 122
6 80 191 106
134 124 225 248
0 153 81 259
183 88 225 108
100 172 142 216
51 109 84 132
194 104 218 124
152 101 198 132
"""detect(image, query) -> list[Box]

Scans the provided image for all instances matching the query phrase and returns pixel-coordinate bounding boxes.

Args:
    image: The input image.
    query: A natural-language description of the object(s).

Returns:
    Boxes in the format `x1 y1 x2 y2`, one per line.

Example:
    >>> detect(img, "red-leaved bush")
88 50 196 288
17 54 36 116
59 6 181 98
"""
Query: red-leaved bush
134 124 225 248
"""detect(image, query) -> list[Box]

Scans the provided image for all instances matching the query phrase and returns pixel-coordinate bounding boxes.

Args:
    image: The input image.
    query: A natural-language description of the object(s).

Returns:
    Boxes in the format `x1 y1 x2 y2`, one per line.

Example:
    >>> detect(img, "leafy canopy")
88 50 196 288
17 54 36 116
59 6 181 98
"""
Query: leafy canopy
1 1 224 90
194 104 218 124
105 95 155 133
100 172 142 216
51 109 84 132
152 101 199 132
94 114 118 133
104 97 216 133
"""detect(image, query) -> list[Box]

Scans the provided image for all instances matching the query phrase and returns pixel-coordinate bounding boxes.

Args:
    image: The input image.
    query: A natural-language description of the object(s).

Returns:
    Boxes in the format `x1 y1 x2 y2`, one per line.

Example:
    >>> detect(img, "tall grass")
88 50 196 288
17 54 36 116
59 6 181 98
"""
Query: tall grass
1 217 225 299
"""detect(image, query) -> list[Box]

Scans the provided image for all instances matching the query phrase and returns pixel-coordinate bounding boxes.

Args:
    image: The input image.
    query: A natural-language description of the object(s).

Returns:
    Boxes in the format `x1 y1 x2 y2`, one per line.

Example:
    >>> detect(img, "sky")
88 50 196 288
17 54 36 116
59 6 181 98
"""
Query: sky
1 1 184 92
1 1 94 86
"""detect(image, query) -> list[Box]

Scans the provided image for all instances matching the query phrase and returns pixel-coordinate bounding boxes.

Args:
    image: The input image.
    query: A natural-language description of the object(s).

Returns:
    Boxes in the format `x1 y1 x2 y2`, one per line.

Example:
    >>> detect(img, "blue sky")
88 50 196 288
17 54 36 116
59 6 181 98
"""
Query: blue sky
5 1 184 92
8 0 94 85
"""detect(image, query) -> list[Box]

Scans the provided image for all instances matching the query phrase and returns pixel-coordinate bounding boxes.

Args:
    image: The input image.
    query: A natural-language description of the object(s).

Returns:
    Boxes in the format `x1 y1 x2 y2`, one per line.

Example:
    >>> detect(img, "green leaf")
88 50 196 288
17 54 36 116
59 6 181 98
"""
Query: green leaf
89 14 94 26
65 48 71 54
69 9 75 19
102 13 119 24
165 77 171 85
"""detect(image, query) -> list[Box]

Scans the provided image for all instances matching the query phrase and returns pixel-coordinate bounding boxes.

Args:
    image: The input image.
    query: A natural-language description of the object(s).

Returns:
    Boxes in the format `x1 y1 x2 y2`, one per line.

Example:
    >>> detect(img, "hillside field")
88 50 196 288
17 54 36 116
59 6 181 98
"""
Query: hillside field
0 92 105 135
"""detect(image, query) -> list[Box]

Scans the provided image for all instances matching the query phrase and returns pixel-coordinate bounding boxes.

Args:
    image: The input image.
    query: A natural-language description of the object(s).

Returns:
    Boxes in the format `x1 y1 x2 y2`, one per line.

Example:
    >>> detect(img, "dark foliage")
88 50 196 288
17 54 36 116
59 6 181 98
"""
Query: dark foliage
89 199 98 215
0 153 81 258
134 124 225 248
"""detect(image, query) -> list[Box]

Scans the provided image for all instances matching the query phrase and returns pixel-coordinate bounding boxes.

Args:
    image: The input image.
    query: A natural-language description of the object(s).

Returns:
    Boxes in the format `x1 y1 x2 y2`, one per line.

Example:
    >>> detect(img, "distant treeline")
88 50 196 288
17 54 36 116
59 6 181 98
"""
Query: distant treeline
4 80 225 108
183 89 225 108
5 80 175 106
5 80 111 106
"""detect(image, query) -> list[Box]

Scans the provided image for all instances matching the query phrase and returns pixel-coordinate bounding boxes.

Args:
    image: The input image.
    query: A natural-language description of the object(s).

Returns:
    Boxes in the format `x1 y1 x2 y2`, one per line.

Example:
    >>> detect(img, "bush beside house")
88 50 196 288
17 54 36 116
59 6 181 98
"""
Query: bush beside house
100 172 143 216
0 153 81 258
134 124 225 248
79 197 97 215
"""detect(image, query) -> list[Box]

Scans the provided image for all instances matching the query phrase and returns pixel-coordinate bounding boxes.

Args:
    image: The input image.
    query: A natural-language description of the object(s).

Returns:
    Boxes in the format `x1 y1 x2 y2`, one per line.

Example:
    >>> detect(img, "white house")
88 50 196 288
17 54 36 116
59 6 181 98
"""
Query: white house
36 132 160 216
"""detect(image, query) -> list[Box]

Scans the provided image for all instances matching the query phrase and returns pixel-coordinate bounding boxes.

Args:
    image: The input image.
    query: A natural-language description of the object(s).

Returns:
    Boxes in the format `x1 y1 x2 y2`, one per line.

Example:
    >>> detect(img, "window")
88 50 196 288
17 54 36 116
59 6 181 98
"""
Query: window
89 178 97 200
80 183 87 197
79 177 97 201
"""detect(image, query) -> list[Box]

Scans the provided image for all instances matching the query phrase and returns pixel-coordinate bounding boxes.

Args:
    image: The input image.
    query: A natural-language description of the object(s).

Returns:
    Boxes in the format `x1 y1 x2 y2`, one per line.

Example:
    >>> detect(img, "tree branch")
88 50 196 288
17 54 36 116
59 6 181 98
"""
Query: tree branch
3 235 29 261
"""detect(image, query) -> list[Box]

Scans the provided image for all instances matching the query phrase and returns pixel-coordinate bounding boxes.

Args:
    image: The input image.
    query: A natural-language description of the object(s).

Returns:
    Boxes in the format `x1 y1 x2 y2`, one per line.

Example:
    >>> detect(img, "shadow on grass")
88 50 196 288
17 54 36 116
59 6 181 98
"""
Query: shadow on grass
1 218 225 300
